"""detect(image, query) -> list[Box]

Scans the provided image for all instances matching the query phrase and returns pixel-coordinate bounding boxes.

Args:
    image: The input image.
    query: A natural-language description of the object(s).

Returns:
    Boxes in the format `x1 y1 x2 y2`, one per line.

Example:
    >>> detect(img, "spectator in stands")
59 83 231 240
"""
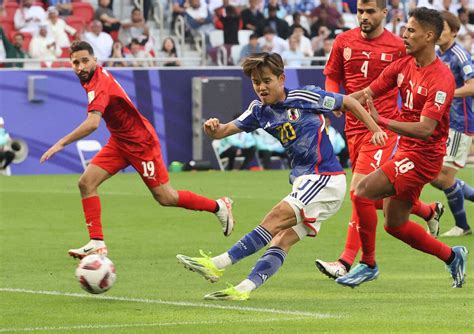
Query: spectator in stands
29 23 62 67
129 38 155 67
385 8 405 36
171 0 189 32
258 26 288 54
239 32 262 63
291 24 312 57
0 27 29 68
459 0 474 24
440 0 459 15
83 20 113 62
105 40 129 67
263 0 287 19
48 0 72 17
460 33 474 53
295 0 316 18
216 0 241 45
241 0 265 36
253 128 288 170
342 0 357 14
311 25 331 52
46 6 76 48
14 0 46 34
386 0 407 24
119 7 150 47
281 0 295 16
312 37 333 66
416 0 443 10
217 130 257 170
324 115 349 168
95 0 120 35
281 34 307 67
158 37 181 66
185 0 214 43
289 12 310 38
458 7 474 37
264 4 290 39
310 0 344 32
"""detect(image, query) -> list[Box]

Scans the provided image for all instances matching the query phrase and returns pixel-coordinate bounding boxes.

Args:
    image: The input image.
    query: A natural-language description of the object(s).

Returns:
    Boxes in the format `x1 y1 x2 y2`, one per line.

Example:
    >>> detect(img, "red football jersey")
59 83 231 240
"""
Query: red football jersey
82 66 159 155
370 56 455 161
324 28 406 136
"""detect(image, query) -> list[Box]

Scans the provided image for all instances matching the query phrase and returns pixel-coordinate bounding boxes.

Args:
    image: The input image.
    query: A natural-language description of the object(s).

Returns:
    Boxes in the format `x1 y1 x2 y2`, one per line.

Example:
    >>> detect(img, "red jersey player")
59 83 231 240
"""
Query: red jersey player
336 7 468 288
40 41 235 259
316 0 442 280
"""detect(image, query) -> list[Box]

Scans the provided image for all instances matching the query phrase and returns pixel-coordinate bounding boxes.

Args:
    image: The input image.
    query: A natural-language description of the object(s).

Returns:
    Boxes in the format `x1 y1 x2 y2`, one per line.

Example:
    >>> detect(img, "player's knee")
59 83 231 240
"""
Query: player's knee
78 176 95 194
153 192 177 207
354 181 369 198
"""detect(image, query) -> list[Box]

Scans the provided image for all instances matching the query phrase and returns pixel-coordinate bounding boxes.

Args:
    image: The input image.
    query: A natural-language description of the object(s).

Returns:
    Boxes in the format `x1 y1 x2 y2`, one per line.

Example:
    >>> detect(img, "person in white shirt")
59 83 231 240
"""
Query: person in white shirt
29 24 62 67
291 24 312 57
46 6 76 48
258 26 289 55
281 34 307 67
83 20 113 62
14 0 46 34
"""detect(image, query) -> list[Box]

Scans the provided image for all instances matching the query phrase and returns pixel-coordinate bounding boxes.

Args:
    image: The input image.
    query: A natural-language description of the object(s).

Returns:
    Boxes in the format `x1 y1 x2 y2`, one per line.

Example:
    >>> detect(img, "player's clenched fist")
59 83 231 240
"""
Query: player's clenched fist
203 118 221 136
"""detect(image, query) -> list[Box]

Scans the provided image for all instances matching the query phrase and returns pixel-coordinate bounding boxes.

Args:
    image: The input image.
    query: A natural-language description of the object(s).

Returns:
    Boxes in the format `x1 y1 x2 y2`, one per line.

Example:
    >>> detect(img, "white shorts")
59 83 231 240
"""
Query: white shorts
443 129 473 169
283 174 346 239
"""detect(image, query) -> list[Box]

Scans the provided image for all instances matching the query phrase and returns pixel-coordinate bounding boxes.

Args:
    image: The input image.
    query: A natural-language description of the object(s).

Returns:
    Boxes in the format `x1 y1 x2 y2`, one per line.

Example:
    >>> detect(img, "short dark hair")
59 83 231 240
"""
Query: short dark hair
242 52 284 77
359 0 386 9
409 7 444 41
69 41 94 57
441 10 460 34
249 33 259 40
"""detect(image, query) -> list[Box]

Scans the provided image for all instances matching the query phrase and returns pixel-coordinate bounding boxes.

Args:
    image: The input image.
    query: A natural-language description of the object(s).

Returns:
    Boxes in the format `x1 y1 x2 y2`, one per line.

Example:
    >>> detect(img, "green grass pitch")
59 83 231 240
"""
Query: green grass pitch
0 169 472 333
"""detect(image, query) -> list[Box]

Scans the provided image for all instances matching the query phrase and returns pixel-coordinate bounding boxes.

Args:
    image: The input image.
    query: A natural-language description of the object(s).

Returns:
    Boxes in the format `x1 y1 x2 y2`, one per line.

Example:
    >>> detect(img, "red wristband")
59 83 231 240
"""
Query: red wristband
378 116 390 127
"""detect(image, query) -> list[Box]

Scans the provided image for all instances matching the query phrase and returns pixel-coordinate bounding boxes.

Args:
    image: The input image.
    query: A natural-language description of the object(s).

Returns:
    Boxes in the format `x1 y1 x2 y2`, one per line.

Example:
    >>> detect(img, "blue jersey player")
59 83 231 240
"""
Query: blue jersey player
432 11 474 237
175 53 387 300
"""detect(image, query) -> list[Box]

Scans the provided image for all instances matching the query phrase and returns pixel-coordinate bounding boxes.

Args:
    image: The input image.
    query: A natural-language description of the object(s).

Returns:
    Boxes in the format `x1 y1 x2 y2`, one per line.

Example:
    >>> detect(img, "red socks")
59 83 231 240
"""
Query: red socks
353 194 378 266
384 220 452 262
339 191 360 266
411 200 434 221
177 190 218 212
82 196 103 240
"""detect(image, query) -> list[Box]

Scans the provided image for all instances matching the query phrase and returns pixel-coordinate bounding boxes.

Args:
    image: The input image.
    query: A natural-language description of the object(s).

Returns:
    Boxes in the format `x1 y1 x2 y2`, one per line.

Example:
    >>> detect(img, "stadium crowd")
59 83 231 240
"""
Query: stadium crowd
3 0 474 67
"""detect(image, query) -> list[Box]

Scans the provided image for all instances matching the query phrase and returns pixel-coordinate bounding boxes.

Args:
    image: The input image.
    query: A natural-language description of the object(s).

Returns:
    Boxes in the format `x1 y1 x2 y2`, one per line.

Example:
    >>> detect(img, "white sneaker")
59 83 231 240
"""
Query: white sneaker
215 197 234 237
426 202 443 238
441 226 473 237
68 240 108 259
315 259 348 280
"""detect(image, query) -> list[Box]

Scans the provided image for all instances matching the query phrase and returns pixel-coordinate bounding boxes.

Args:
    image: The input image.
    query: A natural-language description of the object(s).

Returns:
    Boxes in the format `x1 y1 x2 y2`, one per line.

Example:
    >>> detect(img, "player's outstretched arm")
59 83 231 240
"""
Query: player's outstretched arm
40 112 102 163
366 94 437 140
341 95 387 146
203 118 242 139
454 78 474 98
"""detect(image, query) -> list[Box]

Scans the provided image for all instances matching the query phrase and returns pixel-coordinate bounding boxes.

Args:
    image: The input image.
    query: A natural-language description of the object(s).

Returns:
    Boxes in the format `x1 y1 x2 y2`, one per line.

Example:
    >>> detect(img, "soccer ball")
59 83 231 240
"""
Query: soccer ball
75 254 116 294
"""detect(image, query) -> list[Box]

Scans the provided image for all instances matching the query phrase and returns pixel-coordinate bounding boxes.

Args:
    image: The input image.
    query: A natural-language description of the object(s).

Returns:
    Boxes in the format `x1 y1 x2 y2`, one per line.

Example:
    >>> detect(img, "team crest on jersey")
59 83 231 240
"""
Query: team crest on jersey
87 91 95 104
343 47 352 61
397 73 404 87
287 108 301 122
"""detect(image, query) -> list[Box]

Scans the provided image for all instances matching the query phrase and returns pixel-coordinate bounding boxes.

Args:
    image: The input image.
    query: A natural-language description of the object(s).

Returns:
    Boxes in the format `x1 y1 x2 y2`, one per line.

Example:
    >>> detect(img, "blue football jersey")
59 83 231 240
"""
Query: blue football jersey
437 42 474 135
234 86 345 183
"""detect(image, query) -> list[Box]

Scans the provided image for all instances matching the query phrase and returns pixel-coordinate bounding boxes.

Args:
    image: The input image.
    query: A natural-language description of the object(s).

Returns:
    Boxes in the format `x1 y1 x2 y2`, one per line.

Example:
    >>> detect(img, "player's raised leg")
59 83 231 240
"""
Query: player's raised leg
68 163 113 259
177 201 296 283
131 153 235 236
204 228 299 301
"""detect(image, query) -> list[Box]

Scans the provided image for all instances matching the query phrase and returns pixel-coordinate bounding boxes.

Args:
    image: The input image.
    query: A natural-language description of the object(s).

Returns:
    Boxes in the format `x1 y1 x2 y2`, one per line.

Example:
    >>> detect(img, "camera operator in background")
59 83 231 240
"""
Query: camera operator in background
0 117 19 171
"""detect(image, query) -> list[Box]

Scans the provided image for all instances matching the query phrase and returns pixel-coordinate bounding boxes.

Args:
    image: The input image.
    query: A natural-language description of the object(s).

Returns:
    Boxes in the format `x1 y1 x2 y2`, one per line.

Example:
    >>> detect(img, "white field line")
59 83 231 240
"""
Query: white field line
0 189 145 196
0 288 339 319
0 317 307 333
